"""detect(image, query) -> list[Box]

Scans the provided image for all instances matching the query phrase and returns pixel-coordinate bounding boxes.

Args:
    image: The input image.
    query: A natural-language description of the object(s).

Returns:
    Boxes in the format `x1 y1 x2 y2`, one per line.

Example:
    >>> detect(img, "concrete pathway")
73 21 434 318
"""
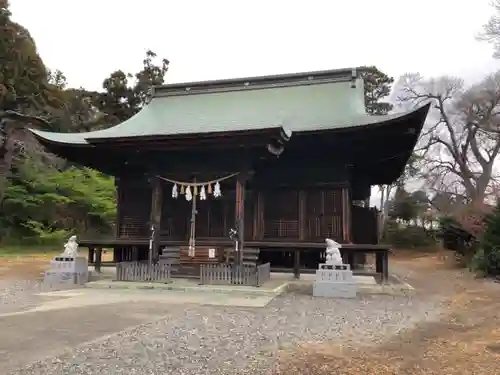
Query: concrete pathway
0 288 275 374
0 301 183 374
84 274 413 296
1 288 275 317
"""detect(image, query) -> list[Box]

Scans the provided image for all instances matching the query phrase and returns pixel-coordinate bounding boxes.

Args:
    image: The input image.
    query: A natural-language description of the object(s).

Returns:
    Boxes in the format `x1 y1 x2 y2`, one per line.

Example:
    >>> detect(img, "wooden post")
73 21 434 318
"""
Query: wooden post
341 187 352 243
374 249 389 283
88 247 95 264
115 177 122 238
382 250 389 283
298 190 306 241
235 174 246 266
260 192 265 240
149 176 163 266
252 192 260 240
293 249 301 279
95 248 102 273
252 190 266 240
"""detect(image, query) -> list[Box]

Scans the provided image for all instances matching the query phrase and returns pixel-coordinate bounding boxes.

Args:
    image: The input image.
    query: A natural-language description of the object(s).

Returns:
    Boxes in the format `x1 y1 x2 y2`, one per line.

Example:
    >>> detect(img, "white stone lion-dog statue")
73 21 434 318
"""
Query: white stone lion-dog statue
61 235 79 257
325 238 343 264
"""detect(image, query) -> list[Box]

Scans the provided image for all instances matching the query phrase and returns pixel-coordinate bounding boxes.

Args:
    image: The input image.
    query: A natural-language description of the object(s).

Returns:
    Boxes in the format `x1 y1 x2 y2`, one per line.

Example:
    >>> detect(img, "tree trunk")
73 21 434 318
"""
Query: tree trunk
0 158 9 209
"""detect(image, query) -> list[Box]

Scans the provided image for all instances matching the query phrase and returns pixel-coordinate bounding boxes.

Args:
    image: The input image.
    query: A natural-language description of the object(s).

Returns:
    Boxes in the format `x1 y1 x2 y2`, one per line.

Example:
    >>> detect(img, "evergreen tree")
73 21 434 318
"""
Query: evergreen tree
361 66 394 115
478 202 500 275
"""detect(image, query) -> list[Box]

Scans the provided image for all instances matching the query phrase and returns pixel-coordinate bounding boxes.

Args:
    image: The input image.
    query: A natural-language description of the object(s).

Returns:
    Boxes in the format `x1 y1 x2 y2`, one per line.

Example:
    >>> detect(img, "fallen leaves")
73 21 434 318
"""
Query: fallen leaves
275 256 500 375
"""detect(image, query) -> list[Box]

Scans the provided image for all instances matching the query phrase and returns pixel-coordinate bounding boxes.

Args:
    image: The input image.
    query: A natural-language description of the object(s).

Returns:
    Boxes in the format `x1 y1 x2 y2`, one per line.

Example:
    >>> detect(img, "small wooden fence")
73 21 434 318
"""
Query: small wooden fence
199 262 271 286
115 261 172 282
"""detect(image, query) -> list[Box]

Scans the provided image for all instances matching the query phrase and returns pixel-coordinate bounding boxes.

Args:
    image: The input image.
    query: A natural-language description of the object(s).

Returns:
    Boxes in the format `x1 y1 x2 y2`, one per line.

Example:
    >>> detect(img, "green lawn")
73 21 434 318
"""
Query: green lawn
0 245 59 258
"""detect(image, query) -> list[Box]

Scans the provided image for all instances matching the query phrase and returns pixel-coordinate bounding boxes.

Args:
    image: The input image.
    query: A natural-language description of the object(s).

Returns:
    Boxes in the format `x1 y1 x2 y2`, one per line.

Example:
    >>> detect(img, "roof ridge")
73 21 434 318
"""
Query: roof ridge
153 66 374 97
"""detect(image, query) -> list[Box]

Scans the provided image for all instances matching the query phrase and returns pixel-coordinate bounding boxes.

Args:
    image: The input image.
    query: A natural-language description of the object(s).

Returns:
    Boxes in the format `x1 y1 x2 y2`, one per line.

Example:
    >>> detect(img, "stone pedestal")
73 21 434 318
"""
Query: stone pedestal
44 256 89 286
313 263 357 299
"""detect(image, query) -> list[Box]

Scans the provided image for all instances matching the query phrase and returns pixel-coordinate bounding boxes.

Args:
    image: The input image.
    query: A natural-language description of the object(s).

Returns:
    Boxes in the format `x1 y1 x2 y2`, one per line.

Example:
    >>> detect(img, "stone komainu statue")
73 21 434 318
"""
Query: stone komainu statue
62 235 79 257
325 238 342 264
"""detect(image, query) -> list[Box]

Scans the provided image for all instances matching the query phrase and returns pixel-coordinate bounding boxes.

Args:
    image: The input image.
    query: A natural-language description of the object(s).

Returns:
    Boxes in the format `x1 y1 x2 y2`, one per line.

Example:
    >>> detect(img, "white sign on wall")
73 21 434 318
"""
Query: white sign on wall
208 248 216 259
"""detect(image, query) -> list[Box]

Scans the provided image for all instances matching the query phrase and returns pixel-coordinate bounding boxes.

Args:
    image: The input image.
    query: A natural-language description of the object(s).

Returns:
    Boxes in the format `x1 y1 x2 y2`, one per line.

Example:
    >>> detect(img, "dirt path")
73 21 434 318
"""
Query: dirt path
0 256 55 280
0 252 113 280
277 254 500 374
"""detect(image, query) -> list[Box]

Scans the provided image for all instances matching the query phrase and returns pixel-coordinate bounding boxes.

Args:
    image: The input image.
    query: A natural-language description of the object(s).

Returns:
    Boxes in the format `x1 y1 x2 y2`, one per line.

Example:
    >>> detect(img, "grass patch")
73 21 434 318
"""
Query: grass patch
0 245 59 258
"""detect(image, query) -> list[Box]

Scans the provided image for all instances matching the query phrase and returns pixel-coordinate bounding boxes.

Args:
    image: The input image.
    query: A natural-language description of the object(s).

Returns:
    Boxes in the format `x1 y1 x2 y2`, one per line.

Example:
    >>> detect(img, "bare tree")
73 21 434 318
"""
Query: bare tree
396 72 500 203
478 0 500 58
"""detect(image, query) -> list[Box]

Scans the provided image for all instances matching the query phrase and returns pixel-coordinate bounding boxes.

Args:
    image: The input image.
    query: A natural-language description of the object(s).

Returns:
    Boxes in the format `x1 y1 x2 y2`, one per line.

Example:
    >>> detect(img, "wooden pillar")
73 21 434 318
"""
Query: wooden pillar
95 247 102 273
341 187 352 243
252 191 261 240
115 177 122 238
293 249 301 279
298 190 306 241
149 176 163 266
375 250 389 283
253 191 264 240
235 174 246 265
382 250 389 283
88 247 95 263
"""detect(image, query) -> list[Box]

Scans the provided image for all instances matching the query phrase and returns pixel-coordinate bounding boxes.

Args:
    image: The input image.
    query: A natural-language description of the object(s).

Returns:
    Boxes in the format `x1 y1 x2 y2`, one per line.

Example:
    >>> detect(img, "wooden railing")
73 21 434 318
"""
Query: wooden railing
256 262 271 285
115 261 172 282
199 262 271 286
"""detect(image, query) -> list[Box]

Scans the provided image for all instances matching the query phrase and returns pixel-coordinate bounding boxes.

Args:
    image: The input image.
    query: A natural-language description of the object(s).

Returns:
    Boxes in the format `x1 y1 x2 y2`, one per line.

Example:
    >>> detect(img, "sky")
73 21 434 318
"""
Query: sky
9 0 500 90
9 0 500 206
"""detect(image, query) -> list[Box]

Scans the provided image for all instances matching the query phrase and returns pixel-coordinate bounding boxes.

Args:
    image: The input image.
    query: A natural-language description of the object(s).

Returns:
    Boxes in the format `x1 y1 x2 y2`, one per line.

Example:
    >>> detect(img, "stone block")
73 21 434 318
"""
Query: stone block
316 264 353 282
313 280 357 298
312 263 357 299
43 256 89 286
44 271 88 285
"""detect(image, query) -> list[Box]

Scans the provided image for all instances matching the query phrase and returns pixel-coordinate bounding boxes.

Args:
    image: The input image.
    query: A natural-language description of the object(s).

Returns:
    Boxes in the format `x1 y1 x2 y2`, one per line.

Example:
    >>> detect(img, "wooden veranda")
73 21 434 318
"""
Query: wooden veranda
81 238 390 282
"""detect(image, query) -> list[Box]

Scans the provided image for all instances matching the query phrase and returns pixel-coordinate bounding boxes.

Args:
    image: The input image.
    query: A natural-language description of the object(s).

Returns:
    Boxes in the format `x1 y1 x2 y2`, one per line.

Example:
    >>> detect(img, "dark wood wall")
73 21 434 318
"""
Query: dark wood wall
259 188 344 241
117 179 151 238
116 177 347 243
351 206 378 244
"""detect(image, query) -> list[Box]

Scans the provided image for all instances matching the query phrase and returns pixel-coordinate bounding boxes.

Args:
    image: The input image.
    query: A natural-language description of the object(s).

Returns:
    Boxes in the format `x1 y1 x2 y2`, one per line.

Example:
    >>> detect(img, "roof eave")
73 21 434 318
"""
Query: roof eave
295 103 431 136
29 129 91 147
356 104 431 185
85 126 291 145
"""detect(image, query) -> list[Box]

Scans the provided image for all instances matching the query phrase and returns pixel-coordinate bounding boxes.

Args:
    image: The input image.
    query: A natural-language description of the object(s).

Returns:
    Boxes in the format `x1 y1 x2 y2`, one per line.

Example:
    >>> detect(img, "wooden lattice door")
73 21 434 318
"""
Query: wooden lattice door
118 182 151 238
263 189 299 239
305 189 343 242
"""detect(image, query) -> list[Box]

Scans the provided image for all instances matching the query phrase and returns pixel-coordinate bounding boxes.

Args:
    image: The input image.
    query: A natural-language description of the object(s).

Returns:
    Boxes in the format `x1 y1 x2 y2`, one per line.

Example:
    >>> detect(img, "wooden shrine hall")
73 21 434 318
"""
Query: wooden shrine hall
31 67 430 283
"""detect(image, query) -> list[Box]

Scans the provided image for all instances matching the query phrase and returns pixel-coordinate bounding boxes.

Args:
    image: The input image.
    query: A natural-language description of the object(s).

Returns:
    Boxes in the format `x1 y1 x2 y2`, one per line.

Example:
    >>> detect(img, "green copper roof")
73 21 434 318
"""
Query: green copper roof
30 68 426 145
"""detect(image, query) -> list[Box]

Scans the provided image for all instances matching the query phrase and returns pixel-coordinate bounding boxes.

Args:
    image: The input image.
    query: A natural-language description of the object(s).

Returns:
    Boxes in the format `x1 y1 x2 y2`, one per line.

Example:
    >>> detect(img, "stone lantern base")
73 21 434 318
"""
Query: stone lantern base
43 256 89 286
313 263 357 299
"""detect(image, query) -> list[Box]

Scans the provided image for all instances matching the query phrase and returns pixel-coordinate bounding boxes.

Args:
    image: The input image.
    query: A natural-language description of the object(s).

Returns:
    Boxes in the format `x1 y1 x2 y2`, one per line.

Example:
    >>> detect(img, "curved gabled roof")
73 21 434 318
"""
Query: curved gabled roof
30 101 430 146
30 67 430 147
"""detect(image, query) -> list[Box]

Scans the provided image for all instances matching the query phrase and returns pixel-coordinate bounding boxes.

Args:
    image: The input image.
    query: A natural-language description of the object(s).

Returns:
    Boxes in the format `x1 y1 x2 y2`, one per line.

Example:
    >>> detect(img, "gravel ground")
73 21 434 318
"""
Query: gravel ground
11 293 444 375
0 279 82 314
